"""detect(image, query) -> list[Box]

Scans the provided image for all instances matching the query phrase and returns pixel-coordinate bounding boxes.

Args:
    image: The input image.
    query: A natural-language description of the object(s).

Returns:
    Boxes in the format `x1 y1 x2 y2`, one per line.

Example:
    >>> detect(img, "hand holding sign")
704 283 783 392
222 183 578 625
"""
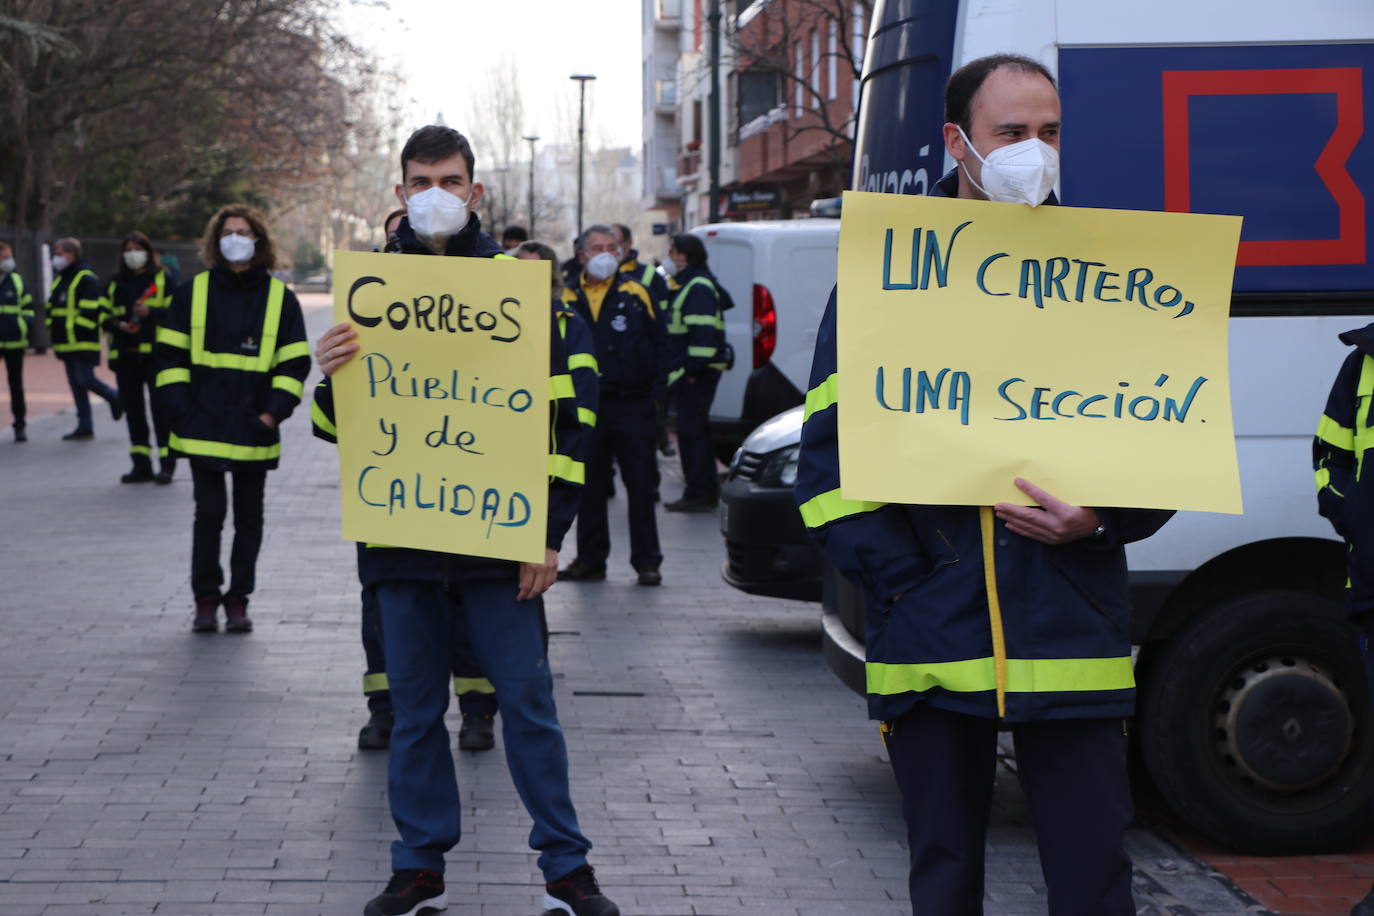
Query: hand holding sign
316 322 359 376
994 478 1099 544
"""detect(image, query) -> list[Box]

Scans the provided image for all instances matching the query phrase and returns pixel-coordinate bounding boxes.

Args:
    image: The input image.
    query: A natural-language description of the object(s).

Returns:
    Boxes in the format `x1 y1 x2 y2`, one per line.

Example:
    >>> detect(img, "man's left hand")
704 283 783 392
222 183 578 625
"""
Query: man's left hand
518 547 559 601
994 478 1099 545
258 412 277 430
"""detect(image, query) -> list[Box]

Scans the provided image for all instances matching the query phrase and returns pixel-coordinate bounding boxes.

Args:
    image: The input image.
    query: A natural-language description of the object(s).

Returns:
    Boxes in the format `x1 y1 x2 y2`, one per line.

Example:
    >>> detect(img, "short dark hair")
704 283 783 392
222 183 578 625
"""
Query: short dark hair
382 208 407 235
502 225 529 243
945 54 1056 132
514 240 562 296
576 224 617 252
400 125 476 182
0 240 12 253
670 233 706 267
54 237 82 258
612 223 632 245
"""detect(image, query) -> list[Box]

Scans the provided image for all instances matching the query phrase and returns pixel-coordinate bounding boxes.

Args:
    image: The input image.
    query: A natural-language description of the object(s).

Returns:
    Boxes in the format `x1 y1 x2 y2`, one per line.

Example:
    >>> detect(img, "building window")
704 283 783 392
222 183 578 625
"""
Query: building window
827 19 837 101
810 28 820 108
738 69 780 126
794 40 803 113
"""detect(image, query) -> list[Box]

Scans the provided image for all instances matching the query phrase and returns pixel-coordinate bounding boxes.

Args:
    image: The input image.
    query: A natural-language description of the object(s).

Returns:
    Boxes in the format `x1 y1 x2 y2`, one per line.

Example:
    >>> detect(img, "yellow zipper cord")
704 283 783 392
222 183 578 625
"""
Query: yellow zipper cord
979 506 1008 718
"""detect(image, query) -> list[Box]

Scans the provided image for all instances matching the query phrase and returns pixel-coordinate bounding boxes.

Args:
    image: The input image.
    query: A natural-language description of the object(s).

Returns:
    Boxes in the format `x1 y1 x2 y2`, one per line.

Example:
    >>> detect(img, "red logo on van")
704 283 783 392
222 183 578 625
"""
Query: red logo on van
1161 68 1365 267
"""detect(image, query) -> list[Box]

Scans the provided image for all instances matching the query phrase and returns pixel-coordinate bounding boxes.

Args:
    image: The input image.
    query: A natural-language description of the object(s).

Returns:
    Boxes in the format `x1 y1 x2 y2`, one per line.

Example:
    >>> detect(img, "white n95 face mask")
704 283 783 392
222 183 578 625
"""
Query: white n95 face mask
585 251 620 282
123 249 148 270
0 257 15 273
51 254 70 272
406 187 472 245
957 127 1059 207
219 234 256 264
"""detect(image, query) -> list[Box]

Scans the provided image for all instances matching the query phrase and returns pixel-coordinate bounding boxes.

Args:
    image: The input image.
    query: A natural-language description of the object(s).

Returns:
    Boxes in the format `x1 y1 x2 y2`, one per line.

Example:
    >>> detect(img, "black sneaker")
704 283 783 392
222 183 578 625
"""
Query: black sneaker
544 865 619 916
121 465 156 484
635 567 662 587
13 426 26 443
62 429 94 441
109 396 123 422
457 714 495 751
155 466 175 485
364 869 447 916
557 560 606 582
358 710 394 750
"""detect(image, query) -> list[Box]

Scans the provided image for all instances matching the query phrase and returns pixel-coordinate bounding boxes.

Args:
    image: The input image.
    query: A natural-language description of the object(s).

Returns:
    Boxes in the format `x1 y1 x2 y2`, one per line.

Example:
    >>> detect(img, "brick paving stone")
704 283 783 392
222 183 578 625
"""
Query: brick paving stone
0 294 1270 914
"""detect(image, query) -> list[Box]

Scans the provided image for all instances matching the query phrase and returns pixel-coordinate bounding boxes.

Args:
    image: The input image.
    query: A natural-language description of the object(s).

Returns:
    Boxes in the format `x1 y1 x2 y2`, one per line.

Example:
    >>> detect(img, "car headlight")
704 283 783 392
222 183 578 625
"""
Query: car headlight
757 444 800 487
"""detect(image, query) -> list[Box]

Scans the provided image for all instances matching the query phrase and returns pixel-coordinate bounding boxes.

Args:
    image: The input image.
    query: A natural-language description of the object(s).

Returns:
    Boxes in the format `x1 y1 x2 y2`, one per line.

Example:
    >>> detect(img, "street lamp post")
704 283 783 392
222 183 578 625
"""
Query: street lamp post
522 134 540 237
569 74 597 239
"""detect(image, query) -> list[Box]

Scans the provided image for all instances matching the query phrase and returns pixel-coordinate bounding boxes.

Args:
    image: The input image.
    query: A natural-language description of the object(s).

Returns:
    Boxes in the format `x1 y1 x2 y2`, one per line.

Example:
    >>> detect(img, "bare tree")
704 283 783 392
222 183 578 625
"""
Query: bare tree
726 0 872 177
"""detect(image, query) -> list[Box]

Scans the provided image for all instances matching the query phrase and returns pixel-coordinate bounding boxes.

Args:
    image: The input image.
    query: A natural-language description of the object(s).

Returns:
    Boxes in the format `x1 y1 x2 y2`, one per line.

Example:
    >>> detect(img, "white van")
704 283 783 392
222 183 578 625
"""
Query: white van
688 218 839 458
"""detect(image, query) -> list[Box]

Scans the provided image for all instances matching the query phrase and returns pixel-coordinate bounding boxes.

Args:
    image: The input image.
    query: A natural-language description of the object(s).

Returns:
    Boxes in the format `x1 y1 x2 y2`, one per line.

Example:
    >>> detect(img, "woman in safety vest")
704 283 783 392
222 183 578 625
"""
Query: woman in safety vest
154 205 310 633
104 231 176 484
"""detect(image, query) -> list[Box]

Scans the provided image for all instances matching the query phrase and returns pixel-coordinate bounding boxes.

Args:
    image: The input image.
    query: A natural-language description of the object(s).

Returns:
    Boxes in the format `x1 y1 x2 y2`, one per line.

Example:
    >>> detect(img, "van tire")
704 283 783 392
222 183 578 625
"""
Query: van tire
1137 589 1374 853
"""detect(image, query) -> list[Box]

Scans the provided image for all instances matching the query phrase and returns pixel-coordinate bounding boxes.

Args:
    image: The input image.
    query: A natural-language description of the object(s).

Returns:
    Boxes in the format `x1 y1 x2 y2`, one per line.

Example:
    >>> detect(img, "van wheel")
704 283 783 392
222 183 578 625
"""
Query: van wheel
1137 589 1374 854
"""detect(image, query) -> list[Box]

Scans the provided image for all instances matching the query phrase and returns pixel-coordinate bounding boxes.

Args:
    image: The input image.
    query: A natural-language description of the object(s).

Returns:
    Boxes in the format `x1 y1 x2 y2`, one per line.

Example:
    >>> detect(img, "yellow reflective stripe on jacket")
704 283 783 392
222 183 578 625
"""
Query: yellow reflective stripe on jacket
979 506 1008 717
683 313 724 328
49 269 97 343
867 656 1134 696
687 345 717 357
1318 414 1355 451
74 316 97 329
549 453 585 484
1356 356 1374 480
668 276 715 334
311 400 337 437
667 367 685 387
578 407 597 427
190 272 284 372
804 373 838 420
550 373 575 400
130 445 152 457
157 368 190 387
272 375 304 398
453 676 495 695
798 487 886 529
362 672 388 693
157 326 191 349
568 352 598 373
169 433 280 462
272 340 311 367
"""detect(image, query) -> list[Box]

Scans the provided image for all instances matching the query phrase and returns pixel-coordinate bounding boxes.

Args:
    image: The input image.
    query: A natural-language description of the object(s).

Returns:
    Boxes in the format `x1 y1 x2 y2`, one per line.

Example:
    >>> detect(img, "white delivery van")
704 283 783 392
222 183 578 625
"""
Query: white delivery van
689 218 839 459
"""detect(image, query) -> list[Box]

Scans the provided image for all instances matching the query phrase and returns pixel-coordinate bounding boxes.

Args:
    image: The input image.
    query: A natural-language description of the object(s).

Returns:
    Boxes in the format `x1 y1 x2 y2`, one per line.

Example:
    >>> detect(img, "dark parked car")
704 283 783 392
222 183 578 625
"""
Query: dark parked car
718 406 821 602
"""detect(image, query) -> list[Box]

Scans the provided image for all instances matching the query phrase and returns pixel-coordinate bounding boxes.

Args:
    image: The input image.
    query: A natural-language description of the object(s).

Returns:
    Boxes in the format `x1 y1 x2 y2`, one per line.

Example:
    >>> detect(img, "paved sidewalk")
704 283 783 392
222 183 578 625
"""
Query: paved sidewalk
0 296 1269 914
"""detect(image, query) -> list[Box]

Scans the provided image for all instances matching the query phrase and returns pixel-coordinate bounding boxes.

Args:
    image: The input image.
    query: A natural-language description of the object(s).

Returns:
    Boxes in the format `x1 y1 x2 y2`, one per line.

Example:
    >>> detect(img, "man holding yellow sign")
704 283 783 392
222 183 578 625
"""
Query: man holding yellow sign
311 126 619 916
794 56 1228 914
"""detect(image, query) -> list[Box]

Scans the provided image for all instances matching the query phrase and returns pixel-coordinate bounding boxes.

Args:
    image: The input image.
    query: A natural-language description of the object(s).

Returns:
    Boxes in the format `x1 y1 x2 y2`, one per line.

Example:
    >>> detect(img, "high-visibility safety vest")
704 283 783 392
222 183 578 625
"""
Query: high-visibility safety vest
105 269 173 360
1313 323 1374 618
155 269 310 469
0 272 34 350
665 272 727 387
47 268 103 355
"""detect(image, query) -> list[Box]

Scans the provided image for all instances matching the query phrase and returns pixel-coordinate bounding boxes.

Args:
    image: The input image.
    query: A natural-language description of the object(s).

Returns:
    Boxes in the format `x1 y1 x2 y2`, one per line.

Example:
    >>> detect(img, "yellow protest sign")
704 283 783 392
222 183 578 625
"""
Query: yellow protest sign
331 250 550 562
836 190 1243 514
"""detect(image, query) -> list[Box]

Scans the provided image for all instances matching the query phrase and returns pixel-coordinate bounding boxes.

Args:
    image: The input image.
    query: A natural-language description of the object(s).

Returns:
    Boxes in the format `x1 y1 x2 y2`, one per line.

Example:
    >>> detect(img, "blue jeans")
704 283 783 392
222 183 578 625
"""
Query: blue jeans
62 357 118 432
375 578 590 878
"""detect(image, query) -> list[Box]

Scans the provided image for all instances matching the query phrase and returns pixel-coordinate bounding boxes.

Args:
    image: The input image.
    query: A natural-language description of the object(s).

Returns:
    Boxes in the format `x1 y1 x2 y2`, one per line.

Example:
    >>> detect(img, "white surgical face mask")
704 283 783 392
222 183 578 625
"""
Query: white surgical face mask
219 234 256 264
585 251 620 282
406 187 472 248
661 258 680 278
123 249 149 270
957 126 1059 207
0 257 14 274
51 254 70 272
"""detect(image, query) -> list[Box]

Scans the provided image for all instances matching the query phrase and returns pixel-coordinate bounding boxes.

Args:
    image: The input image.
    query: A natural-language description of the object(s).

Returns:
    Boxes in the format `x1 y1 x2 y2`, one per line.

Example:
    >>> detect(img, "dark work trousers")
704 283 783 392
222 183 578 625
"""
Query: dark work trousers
190 465 267 600
576 395 663 572
114 357 174 470
883 704 1135 916
2 348 24 428
673 369 721 502
361 584 549 717
62 356 119 433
